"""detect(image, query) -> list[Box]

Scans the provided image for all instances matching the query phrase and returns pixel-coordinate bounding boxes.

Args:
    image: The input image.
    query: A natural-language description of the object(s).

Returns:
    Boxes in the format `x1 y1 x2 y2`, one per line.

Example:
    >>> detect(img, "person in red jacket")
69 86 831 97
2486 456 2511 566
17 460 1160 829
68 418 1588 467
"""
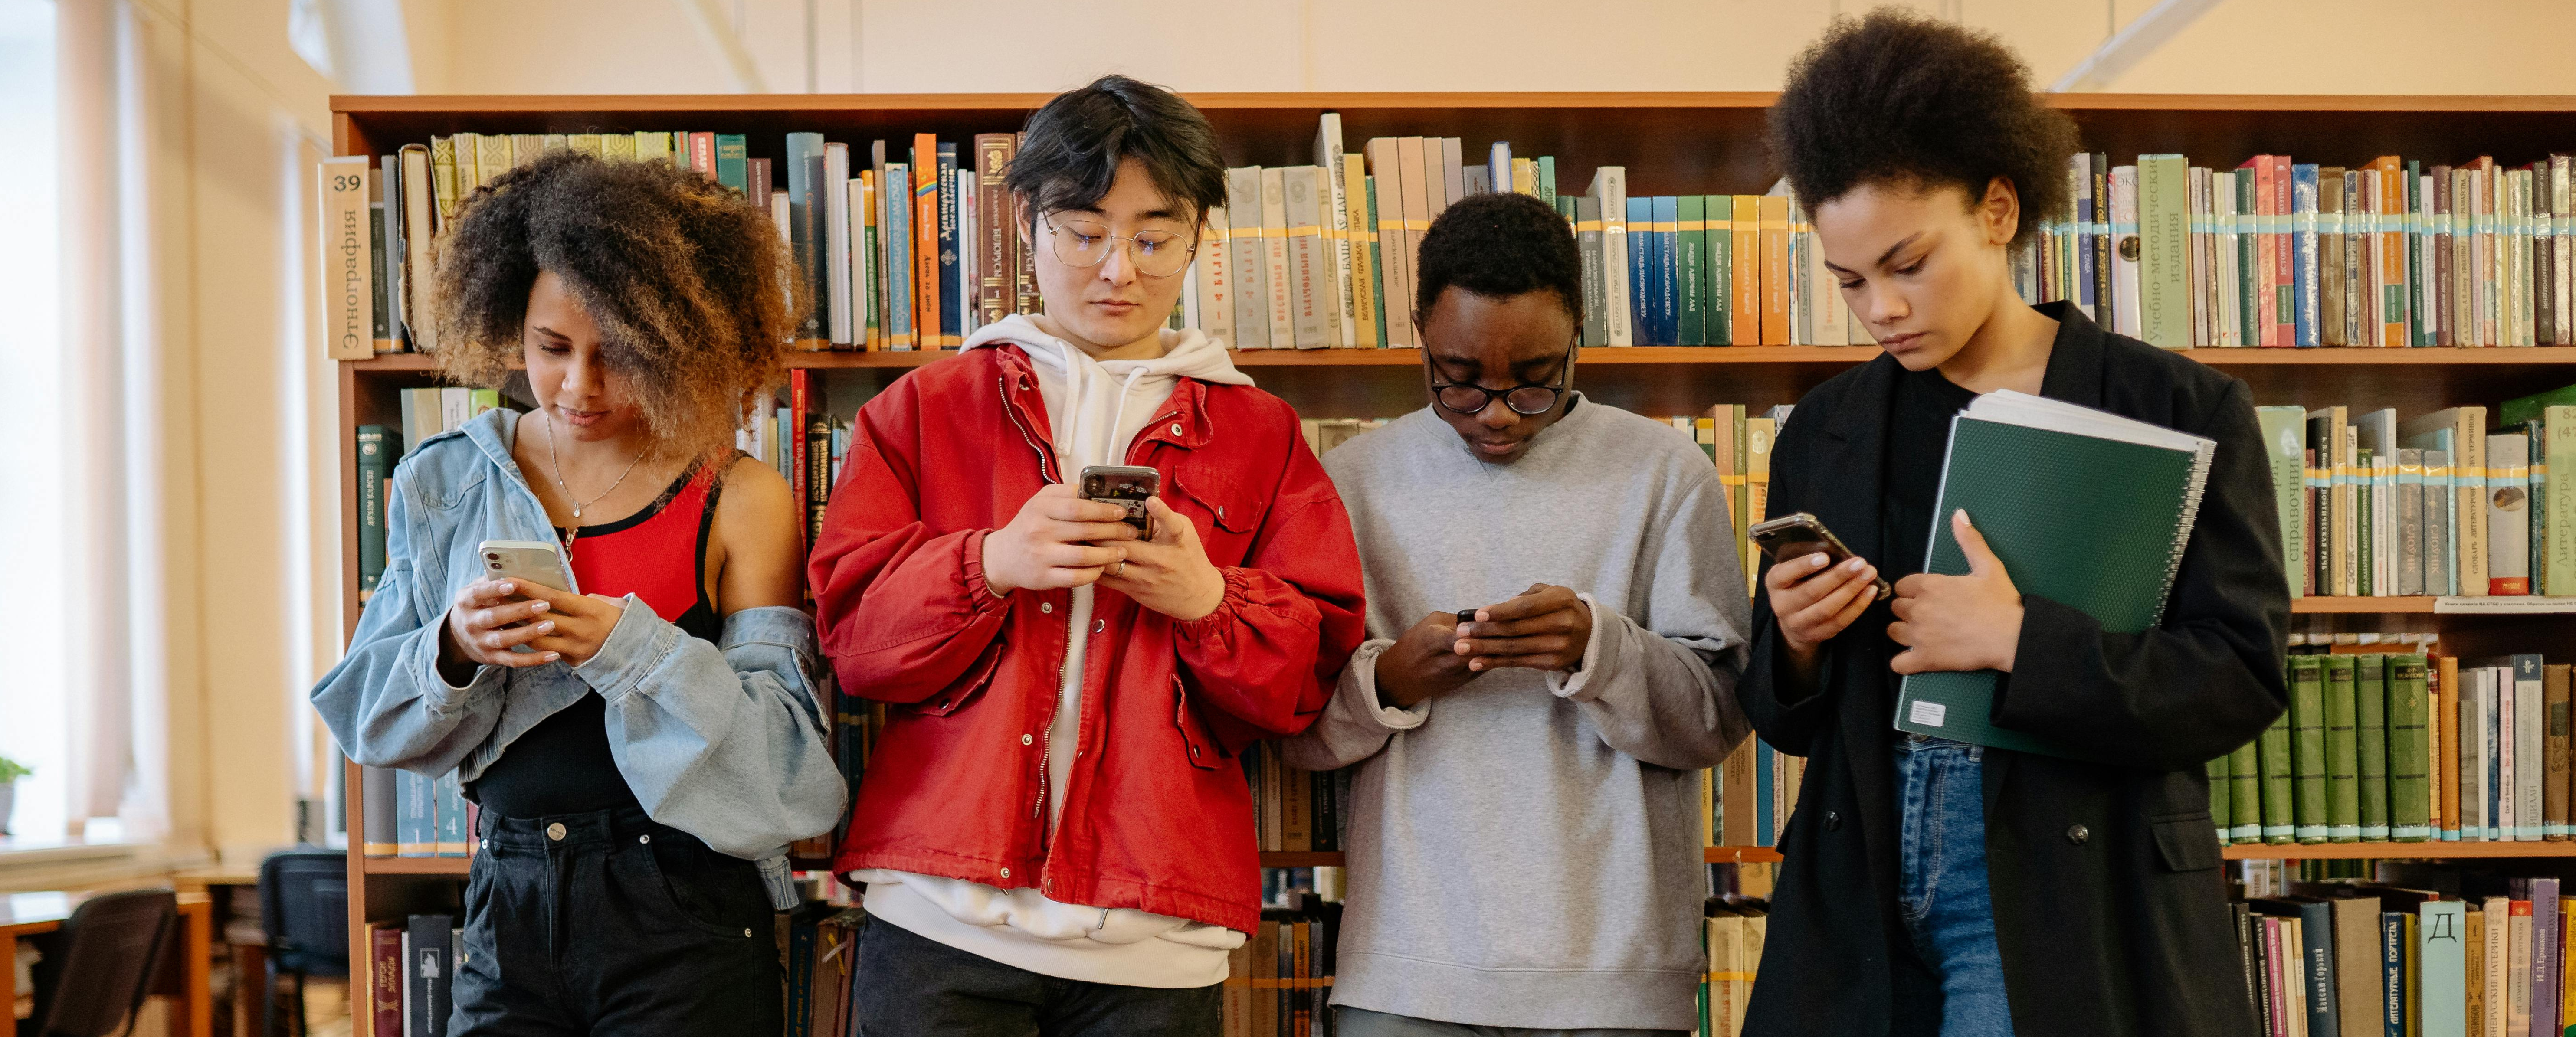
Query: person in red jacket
810 75 1368 1037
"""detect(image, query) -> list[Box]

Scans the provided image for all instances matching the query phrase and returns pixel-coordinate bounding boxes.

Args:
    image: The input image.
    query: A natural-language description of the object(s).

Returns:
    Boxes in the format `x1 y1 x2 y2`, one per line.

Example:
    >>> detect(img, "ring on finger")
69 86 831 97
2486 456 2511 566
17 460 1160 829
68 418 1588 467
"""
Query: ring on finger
1111 559 1127 578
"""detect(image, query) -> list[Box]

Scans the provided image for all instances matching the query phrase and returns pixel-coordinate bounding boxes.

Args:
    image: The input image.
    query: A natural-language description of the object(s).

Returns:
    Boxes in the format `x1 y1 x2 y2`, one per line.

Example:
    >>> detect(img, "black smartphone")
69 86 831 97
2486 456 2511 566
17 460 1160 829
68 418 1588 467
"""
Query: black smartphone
1078 465 1160 536
1748 512 1891 601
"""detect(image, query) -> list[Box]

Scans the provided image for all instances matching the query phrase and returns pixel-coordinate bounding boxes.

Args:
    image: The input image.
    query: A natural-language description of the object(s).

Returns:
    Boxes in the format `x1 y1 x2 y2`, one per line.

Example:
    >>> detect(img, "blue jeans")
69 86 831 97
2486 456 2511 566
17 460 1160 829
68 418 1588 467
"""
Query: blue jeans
1894 739 2014 1037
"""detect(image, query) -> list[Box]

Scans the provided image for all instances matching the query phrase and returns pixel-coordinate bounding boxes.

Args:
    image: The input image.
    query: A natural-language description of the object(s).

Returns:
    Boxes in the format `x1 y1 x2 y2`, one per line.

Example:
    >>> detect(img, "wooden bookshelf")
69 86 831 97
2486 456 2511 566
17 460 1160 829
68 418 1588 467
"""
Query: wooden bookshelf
1250 844 2576 867
326 94 2576 1024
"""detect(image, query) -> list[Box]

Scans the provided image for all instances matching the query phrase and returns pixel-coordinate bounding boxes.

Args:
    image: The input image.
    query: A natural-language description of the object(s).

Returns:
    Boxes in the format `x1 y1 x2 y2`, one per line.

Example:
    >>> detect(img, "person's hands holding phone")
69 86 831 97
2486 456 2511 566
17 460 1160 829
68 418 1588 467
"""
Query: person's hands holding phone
1455 583 1592 674
983 483 1138 596
1097 497 1225 622
1766 546 1883 692
505 581 626 667
439 579 564 681
1373 611 1476 710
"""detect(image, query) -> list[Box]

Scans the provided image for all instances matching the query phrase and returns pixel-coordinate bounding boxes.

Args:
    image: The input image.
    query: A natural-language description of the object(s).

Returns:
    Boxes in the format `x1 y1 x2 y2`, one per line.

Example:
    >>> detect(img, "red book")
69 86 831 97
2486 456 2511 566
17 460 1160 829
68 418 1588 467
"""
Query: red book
2268 155 2294 347
789 369 811 545
912 134 942 351
368 922 404 1037
689 132 717 179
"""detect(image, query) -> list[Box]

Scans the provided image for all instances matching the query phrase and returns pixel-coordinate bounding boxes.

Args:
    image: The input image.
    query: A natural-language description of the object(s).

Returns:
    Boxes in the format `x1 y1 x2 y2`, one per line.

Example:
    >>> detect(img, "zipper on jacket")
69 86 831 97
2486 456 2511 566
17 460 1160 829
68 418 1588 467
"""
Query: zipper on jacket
1000 373 1068 854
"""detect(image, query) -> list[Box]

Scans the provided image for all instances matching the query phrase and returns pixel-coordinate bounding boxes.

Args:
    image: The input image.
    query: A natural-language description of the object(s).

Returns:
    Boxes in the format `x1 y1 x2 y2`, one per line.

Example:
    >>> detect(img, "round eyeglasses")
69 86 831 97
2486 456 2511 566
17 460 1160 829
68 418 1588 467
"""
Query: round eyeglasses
1426 343 1577 416
1040 215 1197 278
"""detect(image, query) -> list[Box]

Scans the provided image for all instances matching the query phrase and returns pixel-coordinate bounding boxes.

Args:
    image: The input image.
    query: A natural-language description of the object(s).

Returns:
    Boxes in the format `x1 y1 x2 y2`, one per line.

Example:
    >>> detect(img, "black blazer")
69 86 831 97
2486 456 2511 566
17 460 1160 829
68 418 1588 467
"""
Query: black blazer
1738 302 2290 1037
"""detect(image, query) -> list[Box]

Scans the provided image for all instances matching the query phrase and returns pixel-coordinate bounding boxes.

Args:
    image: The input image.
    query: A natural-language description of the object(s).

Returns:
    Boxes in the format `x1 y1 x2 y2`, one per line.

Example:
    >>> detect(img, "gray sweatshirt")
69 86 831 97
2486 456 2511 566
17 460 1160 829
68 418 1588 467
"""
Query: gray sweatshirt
1280 396 1752 1031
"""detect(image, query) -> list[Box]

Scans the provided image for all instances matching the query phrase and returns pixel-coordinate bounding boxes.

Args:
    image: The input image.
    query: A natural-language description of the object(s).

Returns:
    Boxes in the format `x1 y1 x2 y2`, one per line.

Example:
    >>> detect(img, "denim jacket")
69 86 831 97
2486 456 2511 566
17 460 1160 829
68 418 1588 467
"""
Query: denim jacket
310 408 846 908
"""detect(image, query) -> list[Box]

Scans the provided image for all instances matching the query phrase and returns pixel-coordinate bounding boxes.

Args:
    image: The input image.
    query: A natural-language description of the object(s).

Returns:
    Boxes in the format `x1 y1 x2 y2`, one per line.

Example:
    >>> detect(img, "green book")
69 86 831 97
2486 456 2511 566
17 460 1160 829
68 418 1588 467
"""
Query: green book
2388 653 2431 841
2259 710 2296 842
2291 654 2329 843
1891 392 2217 759
2356 652 2389 840
356 425 392 595
2229 736 2263 841
714 133 749 196
1536 156 1557 209
2324 653 2361 841
2497 379 2576 429
2256 406 2309 597
2137 154 2193 348
1366 177 1389 348
1676 195 1706 346
1705 195 1732 346
2206 753 2232 843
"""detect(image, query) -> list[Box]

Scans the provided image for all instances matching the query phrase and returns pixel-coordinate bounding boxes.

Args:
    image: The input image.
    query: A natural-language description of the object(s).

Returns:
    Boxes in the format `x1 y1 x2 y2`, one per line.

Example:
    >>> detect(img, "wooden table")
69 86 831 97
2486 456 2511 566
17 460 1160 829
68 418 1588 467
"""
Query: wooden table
173 867 265 1037
3 890 212 1037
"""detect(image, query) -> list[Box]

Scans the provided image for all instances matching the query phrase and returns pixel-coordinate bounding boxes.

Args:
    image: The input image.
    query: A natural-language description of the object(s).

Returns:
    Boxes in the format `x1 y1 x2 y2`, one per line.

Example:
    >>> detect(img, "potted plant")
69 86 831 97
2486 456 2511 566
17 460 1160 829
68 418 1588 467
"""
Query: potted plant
0 756 27 837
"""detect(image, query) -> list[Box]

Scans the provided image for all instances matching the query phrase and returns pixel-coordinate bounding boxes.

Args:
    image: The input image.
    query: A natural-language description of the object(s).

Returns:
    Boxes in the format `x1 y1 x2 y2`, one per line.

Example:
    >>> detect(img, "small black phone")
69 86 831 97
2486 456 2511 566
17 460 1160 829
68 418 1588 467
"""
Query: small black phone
1078 465 1160 536
1749 512 1891 601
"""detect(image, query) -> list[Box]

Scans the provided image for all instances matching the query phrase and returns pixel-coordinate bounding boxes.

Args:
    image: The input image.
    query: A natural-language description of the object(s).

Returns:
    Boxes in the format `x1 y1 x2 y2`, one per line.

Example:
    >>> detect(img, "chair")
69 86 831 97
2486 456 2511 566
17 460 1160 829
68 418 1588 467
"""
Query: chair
256 848 349 1037
25 887 177 1037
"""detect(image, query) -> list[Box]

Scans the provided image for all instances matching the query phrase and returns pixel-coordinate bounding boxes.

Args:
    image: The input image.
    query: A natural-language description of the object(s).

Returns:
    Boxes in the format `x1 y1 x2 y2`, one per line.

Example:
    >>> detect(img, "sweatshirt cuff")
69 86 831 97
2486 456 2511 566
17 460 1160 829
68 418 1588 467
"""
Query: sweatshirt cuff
1544 594 1610 700
1346 640 1431 731
575 593 677 704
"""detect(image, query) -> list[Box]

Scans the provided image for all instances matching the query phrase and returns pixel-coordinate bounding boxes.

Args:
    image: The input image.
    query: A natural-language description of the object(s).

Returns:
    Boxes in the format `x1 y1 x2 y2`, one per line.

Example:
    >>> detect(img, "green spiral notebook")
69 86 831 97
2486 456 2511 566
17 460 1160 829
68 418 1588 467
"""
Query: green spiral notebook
1891 390 2218 760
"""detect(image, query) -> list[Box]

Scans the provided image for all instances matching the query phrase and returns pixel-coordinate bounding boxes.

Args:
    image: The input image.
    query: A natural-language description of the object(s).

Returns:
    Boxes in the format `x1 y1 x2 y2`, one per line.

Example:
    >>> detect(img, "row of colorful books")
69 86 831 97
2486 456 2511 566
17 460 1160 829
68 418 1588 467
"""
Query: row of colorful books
2229 875 2576 1037
1242 742 1350 854
1223 899 1344 1037
2019 152 2576 349
2260 389 2576 599
2210 647 2576 847
360 915 460 1037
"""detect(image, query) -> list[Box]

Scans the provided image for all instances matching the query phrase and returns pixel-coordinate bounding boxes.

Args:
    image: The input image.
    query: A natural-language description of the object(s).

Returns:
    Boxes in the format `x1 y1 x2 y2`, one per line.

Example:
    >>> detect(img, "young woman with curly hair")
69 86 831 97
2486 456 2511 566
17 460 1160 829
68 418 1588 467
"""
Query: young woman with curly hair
311 148 846 1036
1740 11 2286 1037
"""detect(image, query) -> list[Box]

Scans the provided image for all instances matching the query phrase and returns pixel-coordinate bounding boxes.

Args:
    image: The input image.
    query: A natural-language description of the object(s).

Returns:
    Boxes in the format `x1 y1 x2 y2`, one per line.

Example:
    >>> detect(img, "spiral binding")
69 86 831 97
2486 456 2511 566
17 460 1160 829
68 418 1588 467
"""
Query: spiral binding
2151 442 2219 628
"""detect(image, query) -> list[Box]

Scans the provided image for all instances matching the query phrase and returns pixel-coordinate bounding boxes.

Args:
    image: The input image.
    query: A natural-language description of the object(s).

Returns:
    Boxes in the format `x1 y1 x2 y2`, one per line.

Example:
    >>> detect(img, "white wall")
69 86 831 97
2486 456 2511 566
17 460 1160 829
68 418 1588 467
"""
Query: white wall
415 0 2576 97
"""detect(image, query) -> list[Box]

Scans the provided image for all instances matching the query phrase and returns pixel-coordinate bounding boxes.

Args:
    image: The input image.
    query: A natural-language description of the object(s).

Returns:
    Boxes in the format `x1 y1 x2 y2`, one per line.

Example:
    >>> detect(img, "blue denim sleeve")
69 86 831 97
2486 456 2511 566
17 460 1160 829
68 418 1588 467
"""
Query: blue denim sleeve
580 601 849 883
309 468 509 778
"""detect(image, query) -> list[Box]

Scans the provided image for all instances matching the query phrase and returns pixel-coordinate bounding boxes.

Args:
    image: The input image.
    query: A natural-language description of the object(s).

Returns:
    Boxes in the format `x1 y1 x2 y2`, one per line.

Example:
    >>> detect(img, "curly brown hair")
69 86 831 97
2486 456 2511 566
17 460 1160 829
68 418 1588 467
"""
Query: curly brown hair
430 148 795 456
1767 8 2078 247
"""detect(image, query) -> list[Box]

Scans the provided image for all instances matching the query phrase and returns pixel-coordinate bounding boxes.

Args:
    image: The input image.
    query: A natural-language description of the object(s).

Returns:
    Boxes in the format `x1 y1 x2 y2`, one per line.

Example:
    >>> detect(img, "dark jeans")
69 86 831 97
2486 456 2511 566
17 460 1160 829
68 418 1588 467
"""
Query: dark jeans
452 805 782 1036
852 912 1222 1037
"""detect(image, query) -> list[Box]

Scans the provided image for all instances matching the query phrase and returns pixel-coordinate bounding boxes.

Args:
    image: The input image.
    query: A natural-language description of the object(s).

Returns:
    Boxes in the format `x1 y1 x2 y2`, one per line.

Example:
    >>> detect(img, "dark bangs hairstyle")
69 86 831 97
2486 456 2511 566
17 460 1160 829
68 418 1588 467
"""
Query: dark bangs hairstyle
1413 191 1584 326
1005 75 1228 232
430 148 793 456
1767 8 2078 247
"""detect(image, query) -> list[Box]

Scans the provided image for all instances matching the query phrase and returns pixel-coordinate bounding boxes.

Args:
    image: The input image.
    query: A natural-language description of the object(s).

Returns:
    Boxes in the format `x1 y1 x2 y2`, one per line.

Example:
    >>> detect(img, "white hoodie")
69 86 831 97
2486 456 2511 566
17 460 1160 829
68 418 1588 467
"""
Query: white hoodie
856 314 1255 989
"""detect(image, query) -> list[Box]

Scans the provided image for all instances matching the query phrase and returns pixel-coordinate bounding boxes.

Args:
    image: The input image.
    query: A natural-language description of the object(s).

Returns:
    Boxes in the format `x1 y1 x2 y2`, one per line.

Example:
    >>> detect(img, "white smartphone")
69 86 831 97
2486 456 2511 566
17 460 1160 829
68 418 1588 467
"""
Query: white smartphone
476 540 574 653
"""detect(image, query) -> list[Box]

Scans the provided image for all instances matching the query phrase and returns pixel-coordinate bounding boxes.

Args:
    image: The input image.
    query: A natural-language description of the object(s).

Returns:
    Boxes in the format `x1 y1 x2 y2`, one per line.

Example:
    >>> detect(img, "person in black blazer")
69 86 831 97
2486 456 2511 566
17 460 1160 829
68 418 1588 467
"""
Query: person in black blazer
1738 12 2290 1037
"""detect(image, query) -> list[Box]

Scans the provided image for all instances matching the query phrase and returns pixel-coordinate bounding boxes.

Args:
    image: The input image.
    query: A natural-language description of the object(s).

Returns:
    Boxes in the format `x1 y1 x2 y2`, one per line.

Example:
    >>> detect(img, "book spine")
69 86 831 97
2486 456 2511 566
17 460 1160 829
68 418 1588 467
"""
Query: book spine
1227 167 1271 349
937 143 960 347
1315 115 1355 348
785 132 828 350
2327 654 2362 841
1366 176 1389 347
1285 167 1330 349
2111 165 2143 338
911 136 940 353
2392 654 2434 840
2291 655 2329 842
1677 194 1706 346
1193 206 1235 346
884 162 913 350
1576 196 1605 348
321 157 374 360
1262 168 1294 350
2360 654 2391 840
1595 167 1632 345
2140 154 2193 348
1759 196 1790 346
1705 196 1733 346
824 143 853 347
1625 196 1651 345
975 134 1016 332
1342 155 1378 349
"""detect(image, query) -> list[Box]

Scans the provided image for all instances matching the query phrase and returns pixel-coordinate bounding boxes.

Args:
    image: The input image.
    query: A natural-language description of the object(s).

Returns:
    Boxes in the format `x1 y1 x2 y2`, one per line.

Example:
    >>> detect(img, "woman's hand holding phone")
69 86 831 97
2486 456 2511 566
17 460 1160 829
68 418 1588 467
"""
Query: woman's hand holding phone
440 579 563 679
983 484 1137 596
1766 550 1882 692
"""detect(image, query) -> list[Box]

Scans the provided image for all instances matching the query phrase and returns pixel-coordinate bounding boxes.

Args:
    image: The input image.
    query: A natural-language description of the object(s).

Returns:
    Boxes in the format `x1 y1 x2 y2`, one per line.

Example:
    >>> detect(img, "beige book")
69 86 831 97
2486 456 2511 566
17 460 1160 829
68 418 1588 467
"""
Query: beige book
318 156 373 360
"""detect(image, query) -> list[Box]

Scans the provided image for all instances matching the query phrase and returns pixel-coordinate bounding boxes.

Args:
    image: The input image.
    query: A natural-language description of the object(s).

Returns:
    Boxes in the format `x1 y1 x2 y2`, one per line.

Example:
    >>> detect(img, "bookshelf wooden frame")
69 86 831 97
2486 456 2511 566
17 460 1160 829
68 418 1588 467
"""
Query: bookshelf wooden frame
328 93 2576 1030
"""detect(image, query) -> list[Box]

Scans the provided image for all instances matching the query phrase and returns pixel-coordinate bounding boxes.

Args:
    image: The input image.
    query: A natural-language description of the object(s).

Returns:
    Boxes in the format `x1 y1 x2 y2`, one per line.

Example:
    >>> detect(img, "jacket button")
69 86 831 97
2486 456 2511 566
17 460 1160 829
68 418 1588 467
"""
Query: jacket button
546 823 566 841
1094 619 1105 634
1170 423 1183 436
999 867 1011 880
1041 602 1053 614
1021 734 1034 746
1825 811 1841 831
2067 824 2090 845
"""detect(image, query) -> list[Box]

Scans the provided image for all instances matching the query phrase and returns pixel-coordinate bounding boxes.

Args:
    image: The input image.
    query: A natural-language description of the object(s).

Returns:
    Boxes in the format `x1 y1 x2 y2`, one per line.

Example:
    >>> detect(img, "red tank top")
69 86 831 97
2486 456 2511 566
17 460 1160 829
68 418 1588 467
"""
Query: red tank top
469 463 724 819
566 466 723 640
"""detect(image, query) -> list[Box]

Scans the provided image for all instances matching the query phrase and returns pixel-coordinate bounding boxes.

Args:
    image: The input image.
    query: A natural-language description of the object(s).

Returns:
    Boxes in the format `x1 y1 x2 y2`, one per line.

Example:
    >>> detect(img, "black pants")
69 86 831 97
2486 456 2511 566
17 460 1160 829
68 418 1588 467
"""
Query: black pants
452 805 782 1036
853 913 1222 1037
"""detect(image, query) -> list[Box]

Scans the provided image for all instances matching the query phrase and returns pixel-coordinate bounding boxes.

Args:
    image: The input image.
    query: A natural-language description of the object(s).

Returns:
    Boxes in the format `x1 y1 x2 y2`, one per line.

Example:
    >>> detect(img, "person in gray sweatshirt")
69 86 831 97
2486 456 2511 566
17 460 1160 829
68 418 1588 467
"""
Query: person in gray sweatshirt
1281 192 1753 1037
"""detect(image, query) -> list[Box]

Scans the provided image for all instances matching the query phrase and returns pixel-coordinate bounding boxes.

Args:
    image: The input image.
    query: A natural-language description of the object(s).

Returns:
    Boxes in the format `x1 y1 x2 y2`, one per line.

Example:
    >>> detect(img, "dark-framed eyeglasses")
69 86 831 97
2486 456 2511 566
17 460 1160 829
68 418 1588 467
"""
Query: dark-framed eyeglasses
1038 214 1199 279
1425 342 1577 417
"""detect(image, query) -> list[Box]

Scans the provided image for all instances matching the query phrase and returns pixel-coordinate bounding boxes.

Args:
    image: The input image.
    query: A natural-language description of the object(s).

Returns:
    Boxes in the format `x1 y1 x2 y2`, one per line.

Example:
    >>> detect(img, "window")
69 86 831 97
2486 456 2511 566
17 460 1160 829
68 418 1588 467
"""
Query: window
0 0 67 844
